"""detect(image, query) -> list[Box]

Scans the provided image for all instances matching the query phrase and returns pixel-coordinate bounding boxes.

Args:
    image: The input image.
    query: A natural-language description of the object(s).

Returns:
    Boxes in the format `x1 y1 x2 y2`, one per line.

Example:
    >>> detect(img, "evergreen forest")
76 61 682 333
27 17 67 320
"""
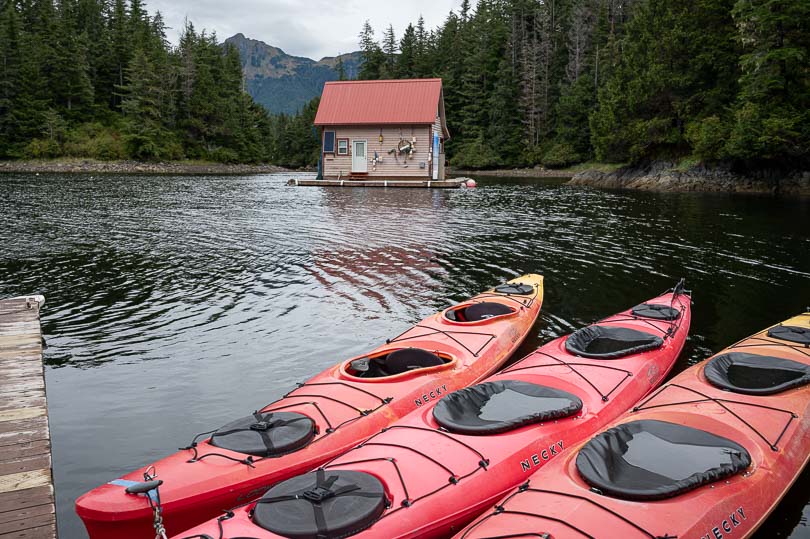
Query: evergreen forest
0 0 317 165
0 0 808 170
358 0 809 169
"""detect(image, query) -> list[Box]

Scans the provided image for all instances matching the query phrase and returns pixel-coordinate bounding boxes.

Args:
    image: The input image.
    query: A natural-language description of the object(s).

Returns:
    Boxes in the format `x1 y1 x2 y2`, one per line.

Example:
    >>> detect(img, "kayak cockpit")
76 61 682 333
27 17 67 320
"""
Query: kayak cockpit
576 419 751 501
342 348 455 379
704 352 810 395
565 325 663 359
443 301 516 324
432 380 582 435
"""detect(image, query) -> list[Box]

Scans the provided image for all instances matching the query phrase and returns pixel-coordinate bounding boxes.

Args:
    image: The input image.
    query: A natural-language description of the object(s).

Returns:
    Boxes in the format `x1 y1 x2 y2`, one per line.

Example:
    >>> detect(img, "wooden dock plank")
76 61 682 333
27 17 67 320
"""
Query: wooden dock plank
0 298 55 538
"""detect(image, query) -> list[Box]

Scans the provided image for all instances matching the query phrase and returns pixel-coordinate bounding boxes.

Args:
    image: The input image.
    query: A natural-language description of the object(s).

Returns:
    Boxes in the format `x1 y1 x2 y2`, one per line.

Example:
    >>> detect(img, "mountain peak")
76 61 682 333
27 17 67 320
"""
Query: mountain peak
225 34 363 115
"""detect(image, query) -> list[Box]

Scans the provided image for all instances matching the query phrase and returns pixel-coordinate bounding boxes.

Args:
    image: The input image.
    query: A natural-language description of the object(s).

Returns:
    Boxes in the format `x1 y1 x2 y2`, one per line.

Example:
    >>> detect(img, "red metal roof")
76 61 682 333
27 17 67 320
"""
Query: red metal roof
314 79 443 126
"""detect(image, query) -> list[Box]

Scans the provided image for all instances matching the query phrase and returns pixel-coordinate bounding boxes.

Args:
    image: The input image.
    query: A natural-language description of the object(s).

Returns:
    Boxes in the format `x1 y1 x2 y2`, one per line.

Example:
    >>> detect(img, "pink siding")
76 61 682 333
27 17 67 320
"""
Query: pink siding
322 125 433 179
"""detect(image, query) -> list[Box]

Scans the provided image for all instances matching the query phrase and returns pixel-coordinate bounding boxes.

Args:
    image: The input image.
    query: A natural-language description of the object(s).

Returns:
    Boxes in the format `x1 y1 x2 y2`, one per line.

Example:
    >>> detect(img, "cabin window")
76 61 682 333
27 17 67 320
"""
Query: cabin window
323 131 335 153
337 138 349 156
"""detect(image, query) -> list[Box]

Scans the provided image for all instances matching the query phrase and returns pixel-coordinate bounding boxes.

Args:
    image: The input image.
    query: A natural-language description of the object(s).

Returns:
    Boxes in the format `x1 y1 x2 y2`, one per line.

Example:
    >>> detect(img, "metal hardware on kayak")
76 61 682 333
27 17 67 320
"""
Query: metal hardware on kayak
461 481 677 539
118 470 167 539
632 382 798 451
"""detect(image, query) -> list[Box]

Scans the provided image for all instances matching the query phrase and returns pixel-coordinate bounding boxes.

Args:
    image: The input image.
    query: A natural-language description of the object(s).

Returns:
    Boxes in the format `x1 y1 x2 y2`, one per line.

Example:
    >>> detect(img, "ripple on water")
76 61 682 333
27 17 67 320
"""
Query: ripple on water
0 174 809 538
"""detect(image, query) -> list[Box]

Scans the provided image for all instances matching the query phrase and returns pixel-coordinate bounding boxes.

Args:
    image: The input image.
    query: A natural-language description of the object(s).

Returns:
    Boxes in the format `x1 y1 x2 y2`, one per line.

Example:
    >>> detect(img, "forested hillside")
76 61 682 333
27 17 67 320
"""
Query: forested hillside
225 33 362 115
358 0 809 170
0 0 319 164
1 0 807 169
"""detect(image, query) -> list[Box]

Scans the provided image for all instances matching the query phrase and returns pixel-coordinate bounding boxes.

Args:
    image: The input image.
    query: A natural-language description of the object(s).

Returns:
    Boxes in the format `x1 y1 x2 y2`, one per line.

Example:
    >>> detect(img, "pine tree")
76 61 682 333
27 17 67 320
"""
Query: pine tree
52 0 94 118
120 48 166 158
358 20 384 79
398 24 417 78
381 24 397 78
725 0 810 161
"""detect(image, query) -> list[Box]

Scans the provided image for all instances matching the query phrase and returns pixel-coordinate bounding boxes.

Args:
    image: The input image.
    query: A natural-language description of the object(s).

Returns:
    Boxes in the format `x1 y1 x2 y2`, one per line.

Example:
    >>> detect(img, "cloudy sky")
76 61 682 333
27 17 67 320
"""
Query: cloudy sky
147 0 465 60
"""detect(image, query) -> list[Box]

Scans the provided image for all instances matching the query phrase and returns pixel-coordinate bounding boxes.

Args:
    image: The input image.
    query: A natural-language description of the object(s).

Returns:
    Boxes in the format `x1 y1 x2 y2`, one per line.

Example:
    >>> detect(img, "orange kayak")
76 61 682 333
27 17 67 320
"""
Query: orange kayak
456 312 810 539
75 275 544 539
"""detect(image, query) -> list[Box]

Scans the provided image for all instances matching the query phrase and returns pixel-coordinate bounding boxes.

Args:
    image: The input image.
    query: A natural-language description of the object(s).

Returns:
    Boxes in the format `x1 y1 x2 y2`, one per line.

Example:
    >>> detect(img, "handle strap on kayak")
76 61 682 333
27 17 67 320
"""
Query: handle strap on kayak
460 482 677 539
633 383 798 451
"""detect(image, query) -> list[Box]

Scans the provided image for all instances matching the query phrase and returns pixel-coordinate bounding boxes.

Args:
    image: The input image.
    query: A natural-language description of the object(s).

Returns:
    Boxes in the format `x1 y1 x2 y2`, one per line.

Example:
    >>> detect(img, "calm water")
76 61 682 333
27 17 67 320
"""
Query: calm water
1 173 808 538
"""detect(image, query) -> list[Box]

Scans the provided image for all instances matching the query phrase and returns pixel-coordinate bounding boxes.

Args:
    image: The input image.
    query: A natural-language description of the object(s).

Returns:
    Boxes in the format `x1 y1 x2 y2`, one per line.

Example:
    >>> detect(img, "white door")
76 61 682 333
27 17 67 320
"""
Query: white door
352 140 367 173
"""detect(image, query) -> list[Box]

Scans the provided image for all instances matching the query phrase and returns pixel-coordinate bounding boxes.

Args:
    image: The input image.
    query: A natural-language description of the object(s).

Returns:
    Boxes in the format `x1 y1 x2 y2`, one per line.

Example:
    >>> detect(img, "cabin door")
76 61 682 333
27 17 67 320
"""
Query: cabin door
352 140 367 173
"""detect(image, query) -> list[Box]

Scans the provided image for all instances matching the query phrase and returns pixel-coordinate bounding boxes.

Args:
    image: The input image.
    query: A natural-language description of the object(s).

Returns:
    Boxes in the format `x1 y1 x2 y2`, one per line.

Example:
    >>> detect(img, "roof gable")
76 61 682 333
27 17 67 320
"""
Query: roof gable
314 79 443 126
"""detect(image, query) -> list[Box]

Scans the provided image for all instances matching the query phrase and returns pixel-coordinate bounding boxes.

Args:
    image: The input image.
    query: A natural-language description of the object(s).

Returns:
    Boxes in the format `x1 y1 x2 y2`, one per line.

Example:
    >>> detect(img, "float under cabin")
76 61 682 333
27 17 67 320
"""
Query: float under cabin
313 78 451 182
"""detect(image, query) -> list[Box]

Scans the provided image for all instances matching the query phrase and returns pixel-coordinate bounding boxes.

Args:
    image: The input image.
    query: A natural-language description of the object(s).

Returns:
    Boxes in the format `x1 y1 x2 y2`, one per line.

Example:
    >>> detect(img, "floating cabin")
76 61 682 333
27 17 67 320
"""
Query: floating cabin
313 78 451 182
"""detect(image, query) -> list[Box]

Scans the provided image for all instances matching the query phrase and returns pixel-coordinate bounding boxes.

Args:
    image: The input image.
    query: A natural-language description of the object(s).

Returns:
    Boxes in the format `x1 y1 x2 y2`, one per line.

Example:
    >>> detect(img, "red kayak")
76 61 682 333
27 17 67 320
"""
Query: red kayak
456 312 810 539
176 280 691 539
76 275 544 539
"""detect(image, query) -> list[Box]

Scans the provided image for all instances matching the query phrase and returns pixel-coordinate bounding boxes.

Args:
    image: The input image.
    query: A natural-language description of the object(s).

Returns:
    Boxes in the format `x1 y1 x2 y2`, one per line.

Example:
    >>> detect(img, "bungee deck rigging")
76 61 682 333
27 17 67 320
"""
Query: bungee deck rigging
455 312 810 539
76 275 544 539
175 282 691 539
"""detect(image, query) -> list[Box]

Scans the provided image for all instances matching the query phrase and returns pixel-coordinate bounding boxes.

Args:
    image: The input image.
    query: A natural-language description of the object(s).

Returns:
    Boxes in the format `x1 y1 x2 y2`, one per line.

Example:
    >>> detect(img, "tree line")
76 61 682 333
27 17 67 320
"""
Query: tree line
0 0 320 164
2 0 806 169
358 0 809 170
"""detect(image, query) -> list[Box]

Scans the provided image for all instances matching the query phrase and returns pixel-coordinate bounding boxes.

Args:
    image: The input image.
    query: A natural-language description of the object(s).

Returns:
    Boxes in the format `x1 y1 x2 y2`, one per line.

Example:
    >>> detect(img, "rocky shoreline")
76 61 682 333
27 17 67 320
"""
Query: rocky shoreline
0 159 294 175
569 161 810 196
449 167 575 178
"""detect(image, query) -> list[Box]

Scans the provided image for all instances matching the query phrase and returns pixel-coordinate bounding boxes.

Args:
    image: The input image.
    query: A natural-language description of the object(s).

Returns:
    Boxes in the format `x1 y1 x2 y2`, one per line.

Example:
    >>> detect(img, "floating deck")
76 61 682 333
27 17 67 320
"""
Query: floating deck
289 178 467 188
0 296 55 539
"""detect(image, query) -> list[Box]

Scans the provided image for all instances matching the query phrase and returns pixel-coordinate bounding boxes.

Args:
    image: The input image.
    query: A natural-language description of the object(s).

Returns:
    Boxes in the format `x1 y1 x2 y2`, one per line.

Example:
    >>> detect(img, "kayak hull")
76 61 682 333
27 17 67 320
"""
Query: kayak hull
76 275 544 539
456 312 810 539
176 286 691 539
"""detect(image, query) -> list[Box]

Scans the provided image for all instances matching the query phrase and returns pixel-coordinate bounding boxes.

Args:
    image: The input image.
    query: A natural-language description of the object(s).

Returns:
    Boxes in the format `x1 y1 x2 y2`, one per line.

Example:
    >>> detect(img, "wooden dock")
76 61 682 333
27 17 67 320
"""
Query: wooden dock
0 296 55 539
289 178 467 188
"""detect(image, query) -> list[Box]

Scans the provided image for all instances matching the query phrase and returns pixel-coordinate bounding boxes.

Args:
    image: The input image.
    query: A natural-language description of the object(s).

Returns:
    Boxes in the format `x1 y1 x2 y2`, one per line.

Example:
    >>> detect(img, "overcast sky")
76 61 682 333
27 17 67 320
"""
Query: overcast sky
146 0 465 60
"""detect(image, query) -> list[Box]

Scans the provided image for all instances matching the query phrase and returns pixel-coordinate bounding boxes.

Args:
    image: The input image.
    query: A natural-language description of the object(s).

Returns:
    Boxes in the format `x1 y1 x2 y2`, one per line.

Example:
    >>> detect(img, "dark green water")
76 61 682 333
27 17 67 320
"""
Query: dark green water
0 173 808 538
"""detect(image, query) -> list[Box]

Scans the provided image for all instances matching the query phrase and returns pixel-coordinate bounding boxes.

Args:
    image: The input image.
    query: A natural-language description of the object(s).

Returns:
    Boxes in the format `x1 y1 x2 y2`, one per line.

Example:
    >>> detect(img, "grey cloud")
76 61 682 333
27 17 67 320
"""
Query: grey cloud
148 0 463 59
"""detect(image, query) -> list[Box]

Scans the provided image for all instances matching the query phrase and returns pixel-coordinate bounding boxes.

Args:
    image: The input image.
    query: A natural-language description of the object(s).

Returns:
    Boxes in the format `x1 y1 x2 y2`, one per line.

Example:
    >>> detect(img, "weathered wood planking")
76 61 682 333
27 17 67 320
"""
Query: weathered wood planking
0 297 56 538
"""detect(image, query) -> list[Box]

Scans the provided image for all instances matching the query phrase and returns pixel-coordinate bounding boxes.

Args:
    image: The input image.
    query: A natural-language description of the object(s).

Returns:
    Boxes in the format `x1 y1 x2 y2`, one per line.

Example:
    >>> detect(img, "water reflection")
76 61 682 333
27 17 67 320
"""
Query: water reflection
0 173 808 538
